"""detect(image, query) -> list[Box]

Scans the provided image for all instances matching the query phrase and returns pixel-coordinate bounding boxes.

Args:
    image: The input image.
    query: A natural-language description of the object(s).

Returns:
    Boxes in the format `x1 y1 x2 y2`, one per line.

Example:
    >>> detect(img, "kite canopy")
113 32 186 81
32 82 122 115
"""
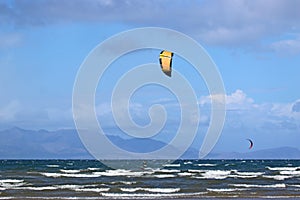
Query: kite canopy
247 139 253 149
159 50 173 77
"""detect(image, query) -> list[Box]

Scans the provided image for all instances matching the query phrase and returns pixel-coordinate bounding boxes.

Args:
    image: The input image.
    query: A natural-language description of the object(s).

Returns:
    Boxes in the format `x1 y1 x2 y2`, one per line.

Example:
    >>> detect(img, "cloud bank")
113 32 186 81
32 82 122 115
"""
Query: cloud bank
2 89 299 132
1 0 300 53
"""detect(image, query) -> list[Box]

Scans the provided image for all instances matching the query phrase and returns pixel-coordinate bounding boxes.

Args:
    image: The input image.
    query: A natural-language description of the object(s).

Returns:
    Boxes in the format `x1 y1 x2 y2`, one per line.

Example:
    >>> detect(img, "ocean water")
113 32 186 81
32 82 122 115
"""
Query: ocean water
1 159 300 199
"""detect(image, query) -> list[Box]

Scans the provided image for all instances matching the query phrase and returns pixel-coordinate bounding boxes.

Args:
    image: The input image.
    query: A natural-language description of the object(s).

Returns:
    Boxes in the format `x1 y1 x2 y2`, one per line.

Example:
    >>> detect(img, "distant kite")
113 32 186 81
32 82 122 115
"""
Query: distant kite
247 139 253 149
159 50 173 77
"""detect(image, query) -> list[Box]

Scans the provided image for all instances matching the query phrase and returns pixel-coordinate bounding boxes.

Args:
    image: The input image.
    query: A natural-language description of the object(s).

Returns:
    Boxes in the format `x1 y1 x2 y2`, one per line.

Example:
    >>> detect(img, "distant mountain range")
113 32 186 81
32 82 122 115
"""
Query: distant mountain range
0 127 300 159
207 146 300 159
0 127 92 159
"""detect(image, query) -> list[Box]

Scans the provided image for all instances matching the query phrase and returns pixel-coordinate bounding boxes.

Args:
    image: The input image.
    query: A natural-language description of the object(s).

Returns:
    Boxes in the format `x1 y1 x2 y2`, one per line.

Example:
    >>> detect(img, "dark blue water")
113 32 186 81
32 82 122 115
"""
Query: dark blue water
1 160 300 199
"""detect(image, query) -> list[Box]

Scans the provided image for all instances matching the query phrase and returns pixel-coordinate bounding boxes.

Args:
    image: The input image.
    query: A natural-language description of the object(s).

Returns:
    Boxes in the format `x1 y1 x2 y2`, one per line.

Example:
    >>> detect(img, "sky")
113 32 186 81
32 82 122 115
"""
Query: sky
0 0 300 153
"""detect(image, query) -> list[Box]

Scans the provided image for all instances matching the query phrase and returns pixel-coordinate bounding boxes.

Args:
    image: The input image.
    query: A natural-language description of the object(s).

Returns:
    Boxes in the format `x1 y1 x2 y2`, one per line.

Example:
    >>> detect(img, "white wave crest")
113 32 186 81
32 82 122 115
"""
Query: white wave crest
196 164 217 167
0 179 24 183
289 185 300 188
56 184 84 190
279 170 300 176
267 166 300 171
0 179 25 188
11 184 109 192
93 169 150 177
73 188 110 192
154 169 180 173
87 167 100 171
207 188 247 192
263 175 292 180
17 186 57 191
101 192 207 198
60 169 82 174
235 171 264 176
231 183 286 188
188 169 205 173
163 163 181 168
228 175 258 179
41 172 100 178
197 170 231 180
120 187 180 193
178 172 194 176
153 174 176 178
46 165 60 168
111 181 136 185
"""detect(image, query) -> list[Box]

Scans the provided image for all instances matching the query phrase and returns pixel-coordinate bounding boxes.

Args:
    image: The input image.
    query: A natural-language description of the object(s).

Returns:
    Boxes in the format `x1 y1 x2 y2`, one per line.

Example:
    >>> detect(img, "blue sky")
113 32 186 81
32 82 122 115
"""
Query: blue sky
1 0 300 153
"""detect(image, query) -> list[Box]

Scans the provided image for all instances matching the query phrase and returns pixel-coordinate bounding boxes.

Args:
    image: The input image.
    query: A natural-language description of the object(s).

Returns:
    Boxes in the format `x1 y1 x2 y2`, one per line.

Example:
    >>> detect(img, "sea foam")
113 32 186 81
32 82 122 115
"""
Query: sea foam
120 187 180 193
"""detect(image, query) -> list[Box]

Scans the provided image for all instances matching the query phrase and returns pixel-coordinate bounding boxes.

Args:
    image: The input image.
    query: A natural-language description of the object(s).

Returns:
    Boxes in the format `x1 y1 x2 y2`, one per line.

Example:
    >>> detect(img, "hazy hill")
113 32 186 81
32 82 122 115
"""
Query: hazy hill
0 127 91 159
0 127 299 159
207 146 300 159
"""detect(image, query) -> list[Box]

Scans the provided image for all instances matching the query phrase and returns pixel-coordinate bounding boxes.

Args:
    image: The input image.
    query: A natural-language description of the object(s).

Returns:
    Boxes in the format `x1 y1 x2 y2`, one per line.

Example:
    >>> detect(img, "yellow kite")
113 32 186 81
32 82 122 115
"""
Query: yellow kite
159 50 173 77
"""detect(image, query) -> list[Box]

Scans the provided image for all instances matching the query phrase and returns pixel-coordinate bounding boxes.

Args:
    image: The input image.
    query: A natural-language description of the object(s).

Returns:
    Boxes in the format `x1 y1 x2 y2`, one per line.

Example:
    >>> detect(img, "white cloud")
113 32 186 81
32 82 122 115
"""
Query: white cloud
0 100 74 130
2 0 300 52
0 90 298 133
270 37 300 55
198 89 300 131
96 102 112 117
199 89 254 110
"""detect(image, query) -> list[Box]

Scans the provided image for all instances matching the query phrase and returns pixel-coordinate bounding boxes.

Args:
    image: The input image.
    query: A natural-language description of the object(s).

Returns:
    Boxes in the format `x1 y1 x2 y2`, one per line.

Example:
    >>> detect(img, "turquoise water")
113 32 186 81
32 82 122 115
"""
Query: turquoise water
1 160 300 199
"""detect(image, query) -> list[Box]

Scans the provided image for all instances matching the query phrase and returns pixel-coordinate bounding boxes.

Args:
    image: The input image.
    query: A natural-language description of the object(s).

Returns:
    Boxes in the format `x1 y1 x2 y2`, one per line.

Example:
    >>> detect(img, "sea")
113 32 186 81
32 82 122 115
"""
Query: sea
1 159 300 199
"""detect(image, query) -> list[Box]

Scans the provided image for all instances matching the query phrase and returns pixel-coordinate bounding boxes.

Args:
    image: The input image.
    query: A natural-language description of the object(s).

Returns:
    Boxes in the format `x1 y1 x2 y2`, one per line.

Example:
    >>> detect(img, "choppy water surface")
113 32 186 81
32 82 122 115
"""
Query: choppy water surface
1 159 300 199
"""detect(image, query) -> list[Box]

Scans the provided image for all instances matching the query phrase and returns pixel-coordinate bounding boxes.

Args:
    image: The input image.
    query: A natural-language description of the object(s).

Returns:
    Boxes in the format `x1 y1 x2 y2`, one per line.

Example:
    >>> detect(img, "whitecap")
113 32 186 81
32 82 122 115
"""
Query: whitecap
163 163 181 167
120 188 140 192
228 174 258 179
227 171 262 179
188 169 205 173
235 171 264 176
41 172 100 178
55 184 85 190
101 192 206 198
120 187 180 193
60 169 81 174
93 169 148 177
87 167 100 171
153 174 176 178
196 170 231 180
263 175 292 180
0 179 25 188
46 164 60 168
196 164 217 167
0 179 24 183
207 188 247 192
267 166 300 171
154 169 180 173
280 170 300 176
111 181 136 185
73 188 110 192
289 185 300 188
17 186 57 191
178 172 194 176
230 183 286 188
256 195 300 199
